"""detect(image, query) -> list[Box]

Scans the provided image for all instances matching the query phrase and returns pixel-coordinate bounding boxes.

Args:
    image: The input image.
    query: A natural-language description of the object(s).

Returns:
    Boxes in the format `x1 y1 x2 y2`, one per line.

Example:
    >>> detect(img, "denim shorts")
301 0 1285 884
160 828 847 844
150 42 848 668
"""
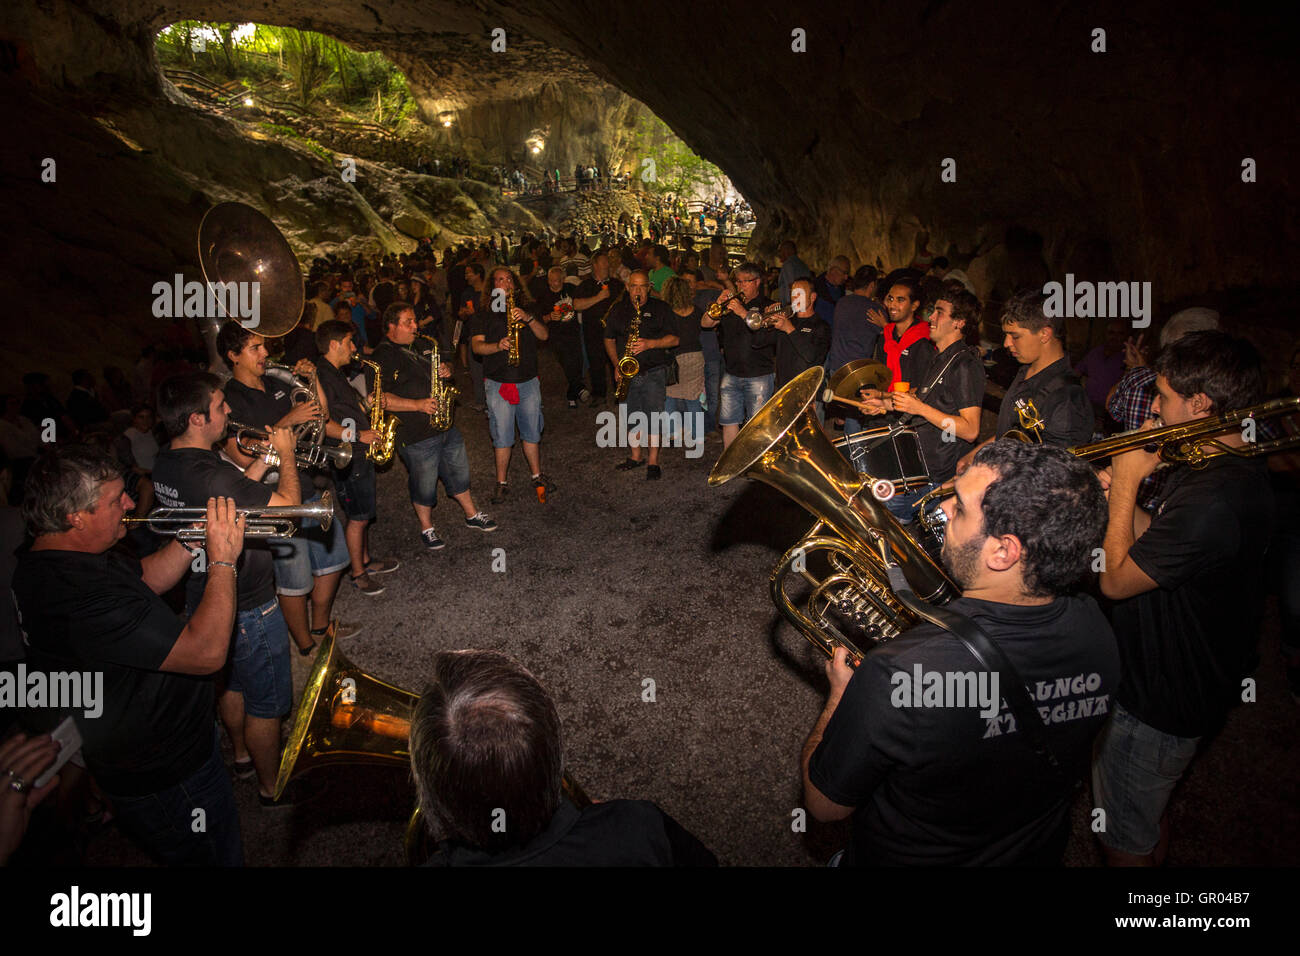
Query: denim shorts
269 489 350 595
336 455 377 521
397 428 471 507
485 377 544 447
718 371 775 426
226 599 293 720
625 365 669 429
1092 702 1201 855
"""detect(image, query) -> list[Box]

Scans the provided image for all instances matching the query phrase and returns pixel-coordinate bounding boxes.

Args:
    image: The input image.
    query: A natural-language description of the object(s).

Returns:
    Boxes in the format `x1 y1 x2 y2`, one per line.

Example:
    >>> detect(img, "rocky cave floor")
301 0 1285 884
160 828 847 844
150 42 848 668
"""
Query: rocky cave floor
70 359 1299 868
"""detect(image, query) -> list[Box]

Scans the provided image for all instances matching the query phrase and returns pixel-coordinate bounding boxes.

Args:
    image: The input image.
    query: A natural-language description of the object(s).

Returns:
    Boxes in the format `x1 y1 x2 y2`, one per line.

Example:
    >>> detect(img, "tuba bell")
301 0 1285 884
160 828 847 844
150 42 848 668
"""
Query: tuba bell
275 629 591 863
709 366 958 666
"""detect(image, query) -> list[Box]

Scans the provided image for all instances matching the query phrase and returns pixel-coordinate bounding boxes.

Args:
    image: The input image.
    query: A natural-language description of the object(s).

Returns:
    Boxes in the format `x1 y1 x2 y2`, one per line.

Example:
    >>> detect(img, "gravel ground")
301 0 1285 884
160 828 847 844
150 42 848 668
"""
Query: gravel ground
80 358 1299 867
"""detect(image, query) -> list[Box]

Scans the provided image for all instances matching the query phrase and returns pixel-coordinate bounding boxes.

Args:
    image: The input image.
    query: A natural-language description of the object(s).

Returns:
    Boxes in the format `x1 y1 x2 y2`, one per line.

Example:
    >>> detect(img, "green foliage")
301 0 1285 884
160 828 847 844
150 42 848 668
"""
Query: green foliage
256 122 333 160
155 21 411 119
628 112 724 198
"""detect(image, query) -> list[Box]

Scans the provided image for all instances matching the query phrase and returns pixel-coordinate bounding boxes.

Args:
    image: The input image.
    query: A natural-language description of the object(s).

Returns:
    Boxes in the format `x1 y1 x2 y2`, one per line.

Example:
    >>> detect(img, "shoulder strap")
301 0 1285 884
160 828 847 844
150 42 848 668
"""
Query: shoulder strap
882 561 1071 786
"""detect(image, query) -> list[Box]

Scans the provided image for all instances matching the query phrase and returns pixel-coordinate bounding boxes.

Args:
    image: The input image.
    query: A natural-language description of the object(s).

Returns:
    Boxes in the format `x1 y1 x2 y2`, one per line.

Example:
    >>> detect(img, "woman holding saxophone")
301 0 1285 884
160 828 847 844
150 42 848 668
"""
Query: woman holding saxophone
313 320 400 595
470 267 555 505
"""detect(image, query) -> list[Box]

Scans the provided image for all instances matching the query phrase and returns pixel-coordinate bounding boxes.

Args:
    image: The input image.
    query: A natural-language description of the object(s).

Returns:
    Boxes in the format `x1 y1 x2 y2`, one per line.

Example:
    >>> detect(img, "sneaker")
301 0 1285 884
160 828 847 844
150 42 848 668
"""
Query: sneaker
532 473 555 492
465 511 498 532
579 388 592 405
233 759 256 781
365 558 400 575
260 778 326 809
490 481 509 505
615 457 644 471
568 399 578 409
350 572 385 596
646 464 662 480
420 527 446 550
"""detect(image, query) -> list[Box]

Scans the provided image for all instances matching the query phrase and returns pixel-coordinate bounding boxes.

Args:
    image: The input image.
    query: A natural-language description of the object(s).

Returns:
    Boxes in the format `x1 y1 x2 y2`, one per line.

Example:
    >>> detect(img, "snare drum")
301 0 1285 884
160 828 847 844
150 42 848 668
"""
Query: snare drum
835 425 931 492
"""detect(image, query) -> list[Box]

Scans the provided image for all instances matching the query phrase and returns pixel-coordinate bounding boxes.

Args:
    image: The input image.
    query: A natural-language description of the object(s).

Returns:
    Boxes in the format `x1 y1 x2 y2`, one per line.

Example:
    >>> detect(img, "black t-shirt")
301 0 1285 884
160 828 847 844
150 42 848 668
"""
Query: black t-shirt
996 357 1093 447
1113 457 1275 737
12 549 214 797
772 313 831 389
825 295 884 374
912 343 986 483
810 595 1120 866
672 306 705 355
367 339 445 446
221 374 302 483
575 276 625 330
717 295 775 377
425 799 717 867
470 306 540 383
151 446 276 611
315 357 368 453
604 298 680 372
533 287 578 336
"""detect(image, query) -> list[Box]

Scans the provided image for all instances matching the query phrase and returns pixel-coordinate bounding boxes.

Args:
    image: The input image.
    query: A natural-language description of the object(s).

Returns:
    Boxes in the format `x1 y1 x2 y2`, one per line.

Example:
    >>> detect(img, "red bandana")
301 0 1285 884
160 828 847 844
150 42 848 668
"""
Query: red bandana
882 321 931 386
498 383 520 405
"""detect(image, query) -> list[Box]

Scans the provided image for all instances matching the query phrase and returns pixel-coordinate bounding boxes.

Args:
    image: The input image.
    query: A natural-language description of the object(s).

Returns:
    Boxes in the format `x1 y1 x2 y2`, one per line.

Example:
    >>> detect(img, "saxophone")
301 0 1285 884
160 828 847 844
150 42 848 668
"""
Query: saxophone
614 303 641 401
360 359 397 464
422 336 459 432
506 289 525 366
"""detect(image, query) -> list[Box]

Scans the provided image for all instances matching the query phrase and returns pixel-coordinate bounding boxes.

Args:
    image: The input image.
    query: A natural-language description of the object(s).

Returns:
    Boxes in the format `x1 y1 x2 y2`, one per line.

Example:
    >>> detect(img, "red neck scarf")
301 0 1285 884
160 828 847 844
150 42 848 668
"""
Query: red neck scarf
883 321 930 385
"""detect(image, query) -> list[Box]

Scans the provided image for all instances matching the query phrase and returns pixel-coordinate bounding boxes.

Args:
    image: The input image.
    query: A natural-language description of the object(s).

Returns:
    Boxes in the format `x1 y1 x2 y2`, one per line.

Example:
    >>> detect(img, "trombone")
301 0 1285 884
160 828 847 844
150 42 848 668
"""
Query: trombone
122 491 336 540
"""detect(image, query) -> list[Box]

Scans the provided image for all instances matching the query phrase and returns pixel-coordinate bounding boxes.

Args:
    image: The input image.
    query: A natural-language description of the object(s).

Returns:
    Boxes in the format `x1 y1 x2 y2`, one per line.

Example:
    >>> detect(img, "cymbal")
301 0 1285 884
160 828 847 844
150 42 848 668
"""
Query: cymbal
197 202 303 338
826 359 891 400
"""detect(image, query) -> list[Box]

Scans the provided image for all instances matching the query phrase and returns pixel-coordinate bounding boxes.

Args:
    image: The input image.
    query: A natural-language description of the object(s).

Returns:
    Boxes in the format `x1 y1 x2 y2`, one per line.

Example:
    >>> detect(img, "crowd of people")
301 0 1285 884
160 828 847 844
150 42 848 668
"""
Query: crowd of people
2 223 1298 870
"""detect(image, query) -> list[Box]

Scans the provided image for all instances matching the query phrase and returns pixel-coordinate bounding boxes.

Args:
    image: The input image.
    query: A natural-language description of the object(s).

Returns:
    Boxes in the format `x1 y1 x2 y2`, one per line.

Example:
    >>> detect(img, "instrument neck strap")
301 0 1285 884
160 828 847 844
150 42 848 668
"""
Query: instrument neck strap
878 544 1072 787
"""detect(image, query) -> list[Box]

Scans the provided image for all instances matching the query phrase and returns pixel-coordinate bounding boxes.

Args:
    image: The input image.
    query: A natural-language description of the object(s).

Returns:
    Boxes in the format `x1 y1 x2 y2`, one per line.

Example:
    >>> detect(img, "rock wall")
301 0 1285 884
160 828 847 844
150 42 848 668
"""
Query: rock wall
3 0 1297 387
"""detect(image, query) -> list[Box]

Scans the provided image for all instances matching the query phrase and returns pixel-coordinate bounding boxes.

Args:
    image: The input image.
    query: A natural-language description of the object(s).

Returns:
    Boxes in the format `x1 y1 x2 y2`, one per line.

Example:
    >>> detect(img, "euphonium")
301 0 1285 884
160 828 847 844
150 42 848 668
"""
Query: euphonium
709 366 957 667
274 629 592 864
231 421 352 470
360 359 397 464
614 301 642 401
421 336 459 432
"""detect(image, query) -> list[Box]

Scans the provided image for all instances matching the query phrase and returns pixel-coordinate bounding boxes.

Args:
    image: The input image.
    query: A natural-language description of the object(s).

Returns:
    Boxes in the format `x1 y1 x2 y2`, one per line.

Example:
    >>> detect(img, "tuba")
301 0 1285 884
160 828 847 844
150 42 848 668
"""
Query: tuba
709 366 957 666
196 202 305 378
275 630 591 864
360 360 398 464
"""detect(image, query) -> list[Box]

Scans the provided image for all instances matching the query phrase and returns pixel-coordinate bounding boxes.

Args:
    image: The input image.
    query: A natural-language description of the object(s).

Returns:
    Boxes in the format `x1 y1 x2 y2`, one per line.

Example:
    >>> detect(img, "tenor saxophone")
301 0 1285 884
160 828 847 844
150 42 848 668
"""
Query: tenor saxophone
360 359 397 464
423 336 459 432
614 303 641 401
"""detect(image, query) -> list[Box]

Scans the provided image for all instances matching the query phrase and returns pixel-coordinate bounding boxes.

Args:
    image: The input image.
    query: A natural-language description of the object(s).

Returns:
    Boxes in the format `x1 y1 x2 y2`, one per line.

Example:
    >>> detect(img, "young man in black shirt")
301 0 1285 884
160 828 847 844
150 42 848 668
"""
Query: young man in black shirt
959 289 1093 472
470 268 554 504
314 321 399 595
572 252 624 406
216 322 353 654
152 373 303 806
411 649 716 867
14 445 247 863
702 262 775 451
1095 330 1275 866
370 303 496 549
604 270 680 479
859 287 986 521
804 441 1119 865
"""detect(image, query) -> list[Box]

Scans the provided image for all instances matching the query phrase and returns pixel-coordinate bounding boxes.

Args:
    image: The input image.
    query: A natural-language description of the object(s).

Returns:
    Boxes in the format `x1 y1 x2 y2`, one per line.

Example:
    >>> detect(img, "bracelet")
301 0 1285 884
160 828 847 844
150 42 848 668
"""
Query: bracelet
209 560 237 572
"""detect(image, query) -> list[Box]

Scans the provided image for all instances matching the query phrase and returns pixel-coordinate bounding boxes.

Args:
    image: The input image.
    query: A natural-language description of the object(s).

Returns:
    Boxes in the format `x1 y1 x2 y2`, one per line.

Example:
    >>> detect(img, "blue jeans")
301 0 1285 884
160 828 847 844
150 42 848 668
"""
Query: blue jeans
883 480 938 523
229 600 293 719
485 377 544 447
398 429 472 507
718 371 775 427
1092 703 1201 856
269 490 350 595
105 729 243 866
664 396 704 446
703 356 722 433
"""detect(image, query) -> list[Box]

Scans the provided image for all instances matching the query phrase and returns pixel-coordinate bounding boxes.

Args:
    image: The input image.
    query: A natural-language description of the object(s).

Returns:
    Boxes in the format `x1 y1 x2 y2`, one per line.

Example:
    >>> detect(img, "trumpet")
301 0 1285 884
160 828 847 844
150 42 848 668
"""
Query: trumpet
231 421 353 470
122 491 336 540
706 290 743 318
746 302 791 330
